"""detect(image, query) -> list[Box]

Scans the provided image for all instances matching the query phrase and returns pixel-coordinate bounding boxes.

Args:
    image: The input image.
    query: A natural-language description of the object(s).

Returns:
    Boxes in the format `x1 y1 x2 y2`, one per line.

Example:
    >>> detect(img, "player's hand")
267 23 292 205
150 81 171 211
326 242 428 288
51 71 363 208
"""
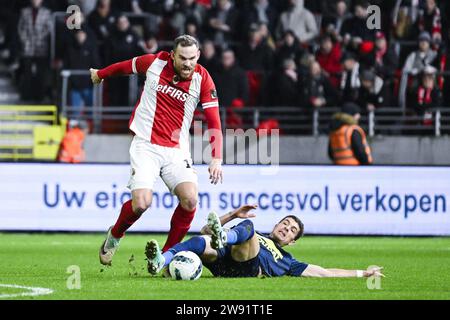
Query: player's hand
208 158 223 185
90 68 102 84
233 204 257 219
364 266 385 278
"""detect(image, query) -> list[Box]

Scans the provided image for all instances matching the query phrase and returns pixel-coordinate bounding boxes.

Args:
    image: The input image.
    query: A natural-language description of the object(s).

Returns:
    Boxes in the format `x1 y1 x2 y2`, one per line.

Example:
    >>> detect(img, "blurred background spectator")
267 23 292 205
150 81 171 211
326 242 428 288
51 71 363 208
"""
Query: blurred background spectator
0 0 448 136
64 30 100 118
301 61 339 110
18 0 52 102
412 65 442 127
340 51 361 103
277 0 318 45
357 69 387 113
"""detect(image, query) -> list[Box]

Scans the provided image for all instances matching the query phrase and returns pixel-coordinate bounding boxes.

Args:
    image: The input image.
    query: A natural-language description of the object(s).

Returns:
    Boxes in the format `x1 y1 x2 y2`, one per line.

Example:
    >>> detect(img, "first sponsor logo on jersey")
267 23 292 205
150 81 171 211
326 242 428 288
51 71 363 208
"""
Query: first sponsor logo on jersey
150 80 190 102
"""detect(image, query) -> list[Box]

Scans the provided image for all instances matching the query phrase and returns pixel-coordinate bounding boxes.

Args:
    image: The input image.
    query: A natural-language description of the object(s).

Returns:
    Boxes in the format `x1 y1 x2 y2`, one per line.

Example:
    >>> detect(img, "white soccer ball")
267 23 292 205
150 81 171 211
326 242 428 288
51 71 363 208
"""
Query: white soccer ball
169 251 203 281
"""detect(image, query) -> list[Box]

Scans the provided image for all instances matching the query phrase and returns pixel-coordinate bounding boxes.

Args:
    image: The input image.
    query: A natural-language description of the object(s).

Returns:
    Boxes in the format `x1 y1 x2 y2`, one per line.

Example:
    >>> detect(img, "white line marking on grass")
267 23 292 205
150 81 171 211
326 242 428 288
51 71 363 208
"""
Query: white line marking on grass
0 284 54 299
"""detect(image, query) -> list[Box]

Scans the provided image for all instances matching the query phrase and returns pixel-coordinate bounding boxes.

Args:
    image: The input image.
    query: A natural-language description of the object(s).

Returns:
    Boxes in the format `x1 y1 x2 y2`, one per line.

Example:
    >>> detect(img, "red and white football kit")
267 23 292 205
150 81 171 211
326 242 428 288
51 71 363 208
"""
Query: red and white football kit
97 51 222 251
98 51 222 192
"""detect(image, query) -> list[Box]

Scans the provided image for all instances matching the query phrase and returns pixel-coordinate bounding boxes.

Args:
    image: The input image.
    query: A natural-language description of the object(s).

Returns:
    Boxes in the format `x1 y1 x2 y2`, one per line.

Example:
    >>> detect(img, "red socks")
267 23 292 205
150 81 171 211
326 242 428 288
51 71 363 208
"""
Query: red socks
110 200 195 249
111 200 141 238
162 204 196 252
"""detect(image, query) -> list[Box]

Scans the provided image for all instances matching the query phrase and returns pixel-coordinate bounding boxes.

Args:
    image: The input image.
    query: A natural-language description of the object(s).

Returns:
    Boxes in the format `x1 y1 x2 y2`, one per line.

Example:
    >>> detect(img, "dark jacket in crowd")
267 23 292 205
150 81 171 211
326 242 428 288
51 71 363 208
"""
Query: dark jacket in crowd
64 36 101 90
374 46 399 80
328 113 370 165
106 28 142 64
237 41 274 72
340 16 375 41
87 8 117 43
301 73 339 108
265 69 300 107
212 65 249 108
357 76 387 111
413 86 443 116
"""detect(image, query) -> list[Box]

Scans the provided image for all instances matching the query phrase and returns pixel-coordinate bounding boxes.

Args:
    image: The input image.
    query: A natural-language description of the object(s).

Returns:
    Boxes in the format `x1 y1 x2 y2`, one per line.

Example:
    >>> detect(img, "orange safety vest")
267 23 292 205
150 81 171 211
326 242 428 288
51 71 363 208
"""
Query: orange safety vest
329 124 373 165
58 127 86 163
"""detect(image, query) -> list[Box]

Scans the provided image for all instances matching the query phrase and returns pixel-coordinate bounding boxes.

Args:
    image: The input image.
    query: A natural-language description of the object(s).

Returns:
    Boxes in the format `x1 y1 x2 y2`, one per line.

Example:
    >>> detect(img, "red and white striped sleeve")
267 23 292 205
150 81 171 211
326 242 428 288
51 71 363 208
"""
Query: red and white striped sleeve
131 54 157 74
97 54 156 79
200 69 220 110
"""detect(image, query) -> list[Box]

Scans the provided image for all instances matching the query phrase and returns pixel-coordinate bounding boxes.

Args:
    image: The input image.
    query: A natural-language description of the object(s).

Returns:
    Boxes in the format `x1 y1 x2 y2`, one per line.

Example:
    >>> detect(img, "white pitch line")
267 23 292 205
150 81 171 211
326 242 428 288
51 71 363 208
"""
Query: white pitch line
0 284 54 299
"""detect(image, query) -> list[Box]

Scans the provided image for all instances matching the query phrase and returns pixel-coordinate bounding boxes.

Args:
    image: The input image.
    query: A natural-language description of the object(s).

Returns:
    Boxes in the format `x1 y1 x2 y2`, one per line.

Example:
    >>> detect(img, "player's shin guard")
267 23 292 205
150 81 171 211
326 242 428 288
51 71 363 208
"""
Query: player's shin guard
162 204 196 252
226 219 255 245
163 236 206 267
111 200 140 238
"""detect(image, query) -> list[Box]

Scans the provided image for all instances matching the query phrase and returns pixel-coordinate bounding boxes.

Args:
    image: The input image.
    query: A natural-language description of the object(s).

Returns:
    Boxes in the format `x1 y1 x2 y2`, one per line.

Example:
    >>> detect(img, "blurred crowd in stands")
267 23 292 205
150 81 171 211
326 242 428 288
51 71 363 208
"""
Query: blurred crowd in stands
0 0 449 132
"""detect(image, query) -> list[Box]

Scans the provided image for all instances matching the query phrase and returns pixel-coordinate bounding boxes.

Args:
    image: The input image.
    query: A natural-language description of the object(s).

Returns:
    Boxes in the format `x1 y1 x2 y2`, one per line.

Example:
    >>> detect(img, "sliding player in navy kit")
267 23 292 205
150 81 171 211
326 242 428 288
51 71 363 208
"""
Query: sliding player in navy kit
145 204 384 279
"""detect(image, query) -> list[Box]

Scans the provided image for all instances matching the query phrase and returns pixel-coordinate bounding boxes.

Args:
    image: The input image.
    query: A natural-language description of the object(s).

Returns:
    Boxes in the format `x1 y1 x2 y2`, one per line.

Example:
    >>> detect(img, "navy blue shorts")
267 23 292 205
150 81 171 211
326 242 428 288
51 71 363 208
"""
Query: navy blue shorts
203 245 260 278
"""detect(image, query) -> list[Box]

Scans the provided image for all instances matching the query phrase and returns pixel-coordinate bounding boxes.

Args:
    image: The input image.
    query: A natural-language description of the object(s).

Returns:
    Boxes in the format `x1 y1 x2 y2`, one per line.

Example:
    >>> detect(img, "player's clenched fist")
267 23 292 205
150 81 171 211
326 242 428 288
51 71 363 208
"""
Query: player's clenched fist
208 158 223 185
90 68 102 84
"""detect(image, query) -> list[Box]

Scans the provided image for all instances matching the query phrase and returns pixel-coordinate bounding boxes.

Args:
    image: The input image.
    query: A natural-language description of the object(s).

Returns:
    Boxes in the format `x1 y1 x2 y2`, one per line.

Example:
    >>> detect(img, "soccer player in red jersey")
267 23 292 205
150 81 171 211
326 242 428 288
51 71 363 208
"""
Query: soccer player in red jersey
91 35 223 265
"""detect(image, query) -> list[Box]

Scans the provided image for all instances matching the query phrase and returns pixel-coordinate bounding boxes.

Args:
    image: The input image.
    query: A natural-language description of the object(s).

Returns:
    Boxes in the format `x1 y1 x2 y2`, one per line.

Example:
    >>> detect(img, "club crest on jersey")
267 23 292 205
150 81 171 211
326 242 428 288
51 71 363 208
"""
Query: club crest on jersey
150 80 189 102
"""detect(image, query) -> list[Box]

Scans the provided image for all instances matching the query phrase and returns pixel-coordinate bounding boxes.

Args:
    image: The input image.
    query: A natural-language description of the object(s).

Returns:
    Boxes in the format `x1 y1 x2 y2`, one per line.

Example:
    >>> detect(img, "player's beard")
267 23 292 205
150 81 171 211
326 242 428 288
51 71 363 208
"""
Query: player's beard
174 63 194 81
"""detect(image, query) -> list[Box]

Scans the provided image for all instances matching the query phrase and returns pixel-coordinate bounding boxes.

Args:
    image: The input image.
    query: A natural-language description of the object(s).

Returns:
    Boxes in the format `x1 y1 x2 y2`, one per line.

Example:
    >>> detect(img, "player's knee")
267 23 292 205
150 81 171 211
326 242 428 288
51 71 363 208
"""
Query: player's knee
239 219 255 238
180 196 198 212
132 197 152 215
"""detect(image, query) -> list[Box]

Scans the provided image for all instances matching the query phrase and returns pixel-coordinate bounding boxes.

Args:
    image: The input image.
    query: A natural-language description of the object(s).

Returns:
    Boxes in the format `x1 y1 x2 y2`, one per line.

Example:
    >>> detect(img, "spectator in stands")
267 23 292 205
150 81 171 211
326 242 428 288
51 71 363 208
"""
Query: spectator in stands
315 34 342 88
237 23 274 72
64 30 100 118
340 0 375 50
111 0 162 35
105 15 144 106
340 51 361 103
206 0 239 45
17 0 52 102
413 65 442 126
418 0 443 46
277 0 318 45
184 18 206 43
258 22 276 51
357 69 387 113
170 0 205 36
265 58 300 107
402 31 439 76
373 31 399 81
320 0 351 18
275 30 304 69
142 32 159 54
88 0 117 61
301 61 339 109
321 0 351 40
328 102 373 165
243 0 279 37
199 39 220 73
212 49 249 108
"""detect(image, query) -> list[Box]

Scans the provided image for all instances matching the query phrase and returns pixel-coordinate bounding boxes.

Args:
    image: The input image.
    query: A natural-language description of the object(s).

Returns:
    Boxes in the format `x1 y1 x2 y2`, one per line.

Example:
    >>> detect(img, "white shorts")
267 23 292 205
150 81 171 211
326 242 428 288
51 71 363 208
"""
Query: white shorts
127 136 198 193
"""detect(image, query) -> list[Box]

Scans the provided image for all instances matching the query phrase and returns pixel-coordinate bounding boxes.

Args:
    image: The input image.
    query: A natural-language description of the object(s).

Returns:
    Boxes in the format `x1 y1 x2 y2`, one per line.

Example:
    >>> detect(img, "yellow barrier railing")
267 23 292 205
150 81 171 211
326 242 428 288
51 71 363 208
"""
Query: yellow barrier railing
0 105 63 161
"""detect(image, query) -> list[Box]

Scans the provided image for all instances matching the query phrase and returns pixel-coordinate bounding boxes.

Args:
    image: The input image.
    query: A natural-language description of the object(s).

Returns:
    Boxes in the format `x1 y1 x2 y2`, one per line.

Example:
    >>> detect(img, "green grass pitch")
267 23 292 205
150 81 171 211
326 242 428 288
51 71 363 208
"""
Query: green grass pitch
0 233 449 300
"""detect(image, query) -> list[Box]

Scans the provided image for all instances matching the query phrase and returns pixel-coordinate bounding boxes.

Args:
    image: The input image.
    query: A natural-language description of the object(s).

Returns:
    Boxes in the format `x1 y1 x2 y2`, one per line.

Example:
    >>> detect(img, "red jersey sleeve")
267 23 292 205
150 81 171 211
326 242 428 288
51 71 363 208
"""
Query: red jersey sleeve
132 54 157 74
200 69 220 109
200 68 222 159
97 54 156 79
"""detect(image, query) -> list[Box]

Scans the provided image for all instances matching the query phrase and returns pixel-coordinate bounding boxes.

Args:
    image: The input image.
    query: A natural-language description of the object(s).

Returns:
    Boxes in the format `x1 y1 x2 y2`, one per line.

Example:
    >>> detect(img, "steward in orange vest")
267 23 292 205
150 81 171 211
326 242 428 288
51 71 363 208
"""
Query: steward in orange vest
328 103 373 165
58 120 88 163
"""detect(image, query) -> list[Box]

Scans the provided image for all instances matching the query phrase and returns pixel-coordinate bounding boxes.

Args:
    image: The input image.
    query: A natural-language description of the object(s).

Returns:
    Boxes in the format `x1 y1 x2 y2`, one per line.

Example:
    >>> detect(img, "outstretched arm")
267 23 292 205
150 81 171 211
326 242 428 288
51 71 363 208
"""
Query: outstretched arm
200 204 257 235
301 264 384 278
90 54 156 83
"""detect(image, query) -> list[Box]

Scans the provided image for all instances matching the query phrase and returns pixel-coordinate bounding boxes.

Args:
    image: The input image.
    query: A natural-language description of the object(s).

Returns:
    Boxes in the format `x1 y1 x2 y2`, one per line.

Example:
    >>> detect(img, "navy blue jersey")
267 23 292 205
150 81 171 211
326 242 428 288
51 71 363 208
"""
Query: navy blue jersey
256 232 308 277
